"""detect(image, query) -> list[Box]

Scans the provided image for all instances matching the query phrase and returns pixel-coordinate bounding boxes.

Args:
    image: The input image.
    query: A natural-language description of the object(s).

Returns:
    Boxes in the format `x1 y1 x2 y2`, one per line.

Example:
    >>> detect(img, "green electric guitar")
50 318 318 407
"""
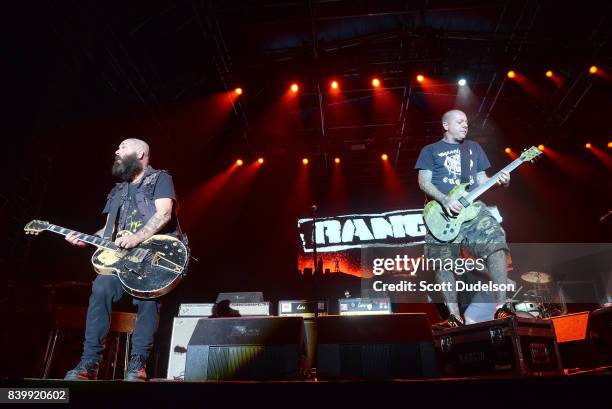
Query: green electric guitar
423 146 542 242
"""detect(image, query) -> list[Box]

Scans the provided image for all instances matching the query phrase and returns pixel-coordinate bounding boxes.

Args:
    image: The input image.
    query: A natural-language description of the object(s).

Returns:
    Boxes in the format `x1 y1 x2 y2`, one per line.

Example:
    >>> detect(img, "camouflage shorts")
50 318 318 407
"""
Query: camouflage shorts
424 202 509 262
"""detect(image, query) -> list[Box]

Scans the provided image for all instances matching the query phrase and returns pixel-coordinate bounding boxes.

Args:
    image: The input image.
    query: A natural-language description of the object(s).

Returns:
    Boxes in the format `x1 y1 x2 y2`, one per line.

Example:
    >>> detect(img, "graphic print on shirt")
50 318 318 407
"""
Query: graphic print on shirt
125 209 144 233
439 148 474 187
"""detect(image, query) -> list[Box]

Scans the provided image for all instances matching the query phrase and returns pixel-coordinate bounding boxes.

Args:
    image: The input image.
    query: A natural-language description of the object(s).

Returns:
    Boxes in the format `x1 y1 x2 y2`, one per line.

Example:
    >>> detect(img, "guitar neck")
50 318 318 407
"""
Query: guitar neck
45 224 118 251
465 156 525 203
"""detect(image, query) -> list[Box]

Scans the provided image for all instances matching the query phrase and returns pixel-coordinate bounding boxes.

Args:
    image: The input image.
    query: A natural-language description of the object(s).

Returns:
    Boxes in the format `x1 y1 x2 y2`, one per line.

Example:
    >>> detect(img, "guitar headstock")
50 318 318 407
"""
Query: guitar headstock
24 220 50 235
520 146 543 163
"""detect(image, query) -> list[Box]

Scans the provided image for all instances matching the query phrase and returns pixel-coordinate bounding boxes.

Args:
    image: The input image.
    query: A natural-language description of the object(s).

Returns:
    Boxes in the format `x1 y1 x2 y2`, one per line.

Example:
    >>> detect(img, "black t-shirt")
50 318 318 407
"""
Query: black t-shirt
103 171 177 235
414 139 491 195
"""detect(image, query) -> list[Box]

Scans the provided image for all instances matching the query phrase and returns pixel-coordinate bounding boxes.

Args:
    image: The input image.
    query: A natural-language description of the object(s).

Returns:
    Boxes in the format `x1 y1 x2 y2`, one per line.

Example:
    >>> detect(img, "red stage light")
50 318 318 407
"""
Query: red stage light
372 78 380 88
236 159 243 166
258 157 264 164
234 87 243 95
330 80 339 90
381 153 388 161
505 147 511 154
416 74 424 83
507 70 516 79
538 144 545 151
290 83 299 93
334 157 340 164
585 143 592 149
302 158 309 165
546 70 553 78
589 65 598 74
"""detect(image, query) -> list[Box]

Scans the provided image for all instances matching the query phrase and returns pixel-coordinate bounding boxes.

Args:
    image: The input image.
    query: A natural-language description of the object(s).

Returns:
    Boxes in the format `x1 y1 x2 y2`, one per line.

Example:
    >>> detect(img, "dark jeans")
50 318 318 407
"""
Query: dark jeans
82 275 160 362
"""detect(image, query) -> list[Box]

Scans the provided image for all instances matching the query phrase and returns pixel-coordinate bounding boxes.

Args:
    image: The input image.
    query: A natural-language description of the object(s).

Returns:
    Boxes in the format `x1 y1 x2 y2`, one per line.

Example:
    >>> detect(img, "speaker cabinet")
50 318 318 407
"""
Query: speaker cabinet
167 317 201 380
185 316 305 380
317 313 436 379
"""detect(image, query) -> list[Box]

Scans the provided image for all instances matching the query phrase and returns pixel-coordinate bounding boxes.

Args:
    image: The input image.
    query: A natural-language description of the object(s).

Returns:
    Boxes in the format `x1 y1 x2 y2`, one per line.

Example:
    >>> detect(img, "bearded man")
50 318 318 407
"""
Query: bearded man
64 138 179 381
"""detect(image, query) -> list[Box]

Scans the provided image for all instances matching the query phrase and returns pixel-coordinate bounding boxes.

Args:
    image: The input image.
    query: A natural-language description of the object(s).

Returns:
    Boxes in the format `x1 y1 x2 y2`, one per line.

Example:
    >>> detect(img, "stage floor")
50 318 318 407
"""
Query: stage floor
2 371 611 408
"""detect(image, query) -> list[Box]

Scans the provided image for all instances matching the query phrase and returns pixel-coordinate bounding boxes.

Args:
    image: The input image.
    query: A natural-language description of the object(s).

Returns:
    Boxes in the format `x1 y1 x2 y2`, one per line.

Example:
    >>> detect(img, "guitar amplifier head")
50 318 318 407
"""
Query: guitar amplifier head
278 300 328 318
338 297 391 315
178 302 270 317
178 303 214 317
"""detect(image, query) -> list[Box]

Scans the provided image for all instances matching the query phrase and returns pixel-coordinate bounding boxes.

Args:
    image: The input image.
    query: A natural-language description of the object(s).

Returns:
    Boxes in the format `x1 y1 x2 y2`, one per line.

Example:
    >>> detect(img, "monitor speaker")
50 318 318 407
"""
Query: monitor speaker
185 316 305 380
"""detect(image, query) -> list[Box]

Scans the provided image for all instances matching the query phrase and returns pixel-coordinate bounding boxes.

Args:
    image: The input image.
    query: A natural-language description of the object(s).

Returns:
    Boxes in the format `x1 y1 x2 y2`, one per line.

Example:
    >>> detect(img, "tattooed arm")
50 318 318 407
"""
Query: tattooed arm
418 169 463 215
114 199 173 249
418 170 446 203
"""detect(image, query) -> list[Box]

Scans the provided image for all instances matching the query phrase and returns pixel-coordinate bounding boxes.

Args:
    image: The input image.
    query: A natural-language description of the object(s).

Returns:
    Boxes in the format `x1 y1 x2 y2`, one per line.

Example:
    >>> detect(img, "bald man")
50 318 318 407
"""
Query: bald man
64 138 180 381
415 110 515 329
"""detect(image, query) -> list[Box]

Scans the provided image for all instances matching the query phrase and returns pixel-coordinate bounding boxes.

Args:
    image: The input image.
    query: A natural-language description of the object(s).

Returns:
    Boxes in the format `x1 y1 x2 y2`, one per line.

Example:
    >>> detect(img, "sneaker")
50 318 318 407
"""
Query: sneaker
64 359 99 380
432 314 464 331
494 303 516 319
125 355 147 381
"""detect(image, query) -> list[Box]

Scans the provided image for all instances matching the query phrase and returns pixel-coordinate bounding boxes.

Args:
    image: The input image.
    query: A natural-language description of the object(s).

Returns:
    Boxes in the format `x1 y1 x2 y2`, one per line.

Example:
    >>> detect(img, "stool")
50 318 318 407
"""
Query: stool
41 304 136 379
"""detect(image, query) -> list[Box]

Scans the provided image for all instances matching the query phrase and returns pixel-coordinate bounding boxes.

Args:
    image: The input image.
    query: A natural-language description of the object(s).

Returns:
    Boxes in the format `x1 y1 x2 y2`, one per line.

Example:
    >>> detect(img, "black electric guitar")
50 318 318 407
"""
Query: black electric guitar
24 220 188 299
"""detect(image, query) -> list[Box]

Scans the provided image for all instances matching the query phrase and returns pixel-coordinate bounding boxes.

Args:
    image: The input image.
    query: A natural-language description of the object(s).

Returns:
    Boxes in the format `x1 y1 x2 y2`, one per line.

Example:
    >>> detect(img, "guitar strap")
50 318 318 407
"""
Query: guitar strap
102 183 128 240
459 141 471 185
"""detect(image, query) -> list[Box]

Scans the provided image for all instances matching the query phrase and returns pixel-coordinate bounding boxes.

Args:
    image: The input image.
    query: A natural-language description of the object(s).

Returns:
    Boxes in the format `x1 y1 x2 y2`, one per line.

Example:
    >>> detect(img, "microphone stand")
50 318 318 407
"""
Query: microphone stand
311 205 318 274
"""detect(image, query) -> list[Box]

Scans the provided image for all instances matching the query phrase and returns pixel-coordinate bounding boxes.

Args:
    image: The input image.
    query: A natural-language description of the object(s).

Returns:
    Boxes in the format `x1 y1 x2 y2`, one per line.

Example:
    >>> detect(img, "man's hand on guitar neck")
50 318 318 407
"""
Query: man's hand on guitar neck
478 170 510 188
66 231 87 247
496 170 510 187
442 196 464 216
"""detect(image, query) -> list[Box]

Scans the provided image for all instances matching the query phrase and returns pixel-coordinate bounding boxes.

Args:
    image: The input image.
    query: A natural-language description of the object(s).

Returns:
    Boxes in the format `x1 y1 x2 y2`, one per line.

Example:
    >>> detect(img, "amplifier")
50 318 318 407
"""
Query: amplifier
178 304 214 317
167 317 201 380
338 297 391 315
178 302 270 317
278 300 328 318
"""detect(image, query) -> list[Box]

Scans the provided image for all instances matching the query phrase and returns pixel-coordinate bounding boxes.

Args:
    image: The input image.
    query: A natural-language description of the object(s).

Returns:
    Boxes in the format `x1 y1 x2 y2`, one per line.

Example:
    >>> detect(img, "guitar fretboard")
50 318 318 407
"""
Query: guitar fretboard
46 224 118 251
464 156 525 204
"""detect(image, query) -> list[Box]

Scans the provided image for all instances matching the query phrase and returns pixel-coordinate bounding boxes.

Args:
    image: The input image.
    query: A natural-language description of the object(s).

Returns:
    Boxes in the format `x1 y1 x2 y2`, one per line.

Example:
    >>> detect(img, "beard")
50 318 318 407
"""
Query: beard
112 153 143 181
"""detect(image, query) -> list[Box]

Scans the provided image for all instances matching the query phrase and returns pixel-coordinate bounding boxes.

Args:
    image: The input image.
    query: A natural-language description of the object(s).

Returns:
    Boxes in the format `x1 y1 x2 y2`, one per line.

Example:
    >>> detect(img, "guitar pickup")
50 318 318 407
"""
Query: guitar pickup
119 248 148 263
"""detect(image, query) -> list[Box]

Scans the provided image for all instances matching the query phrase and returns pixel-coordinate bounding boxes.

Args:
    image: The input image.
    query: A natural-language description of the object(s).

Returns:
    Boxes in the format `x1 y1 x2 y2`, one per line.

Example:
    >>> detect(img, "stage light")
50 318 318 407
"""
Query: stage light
371 78 380 88
234 87 243 95
458 78 467 86
258 157 264 164
608 141 612 148
236 159 244 166
416 74 424 83
538 144 545 151
589 65 598 74
302 158 309 165
585 143 592 149
330 80 339 90
507 70 516 79
381 153 388 161
546 70 553 78
505 147 511 154
290 83 299 93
